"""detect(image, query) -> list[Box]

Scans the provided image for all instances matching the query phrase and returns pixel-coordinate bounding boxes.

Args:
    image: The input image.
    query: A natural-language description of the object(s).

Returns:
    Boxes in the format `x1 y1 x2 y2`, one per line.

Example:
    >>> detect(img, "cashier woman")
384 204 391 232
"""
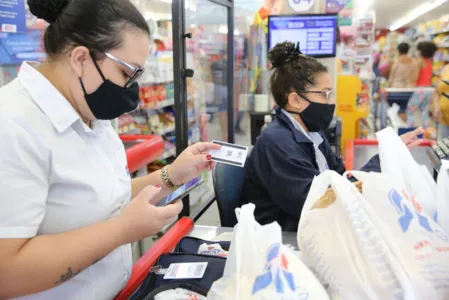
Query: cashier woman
241 42 425 232
0 1 220 299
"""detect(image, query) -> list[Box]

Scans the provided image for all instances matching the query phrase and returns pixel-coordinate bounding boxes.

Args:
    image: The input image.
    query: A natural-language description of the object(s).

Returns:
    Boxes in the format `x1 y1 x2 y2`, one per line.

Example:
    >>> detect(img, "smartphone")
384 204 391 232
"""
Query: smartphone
156 175 204 207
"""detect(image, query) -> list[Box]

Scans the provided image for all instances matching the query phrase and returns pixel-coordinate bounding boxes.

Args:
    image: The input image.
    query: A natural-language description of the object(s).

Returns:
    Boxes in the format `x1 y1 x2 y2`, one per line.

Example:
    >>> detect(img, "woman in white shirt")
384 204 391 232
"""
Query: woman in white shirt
0 0 219 299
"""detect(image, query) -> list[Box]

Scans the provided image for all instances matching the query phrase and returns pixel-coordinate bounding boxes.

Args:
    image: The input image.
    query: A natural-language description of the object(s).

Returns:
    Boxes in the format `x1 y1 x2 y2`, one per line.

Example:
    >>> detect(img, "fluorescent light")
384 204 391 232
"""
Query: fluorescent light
159 0 172 3
390 0 448 31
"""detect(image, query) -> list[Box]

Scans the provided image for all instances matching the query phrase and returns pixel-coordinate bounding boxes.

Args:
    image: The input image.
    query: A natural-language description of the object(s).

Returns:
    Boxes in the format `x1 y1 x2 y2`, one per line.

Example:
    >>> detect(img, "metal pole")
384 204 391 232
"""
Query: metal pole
227 1 235 143
172 0 190 217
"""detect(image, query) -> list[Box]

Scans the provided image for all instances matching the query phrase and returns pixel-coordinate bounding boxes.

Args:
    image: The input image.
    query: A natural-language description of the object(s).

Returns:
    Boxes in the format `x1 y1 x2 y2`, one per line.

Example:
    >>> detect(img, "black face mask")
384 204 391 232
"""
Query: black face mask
286 96 335 132
79 59 139 120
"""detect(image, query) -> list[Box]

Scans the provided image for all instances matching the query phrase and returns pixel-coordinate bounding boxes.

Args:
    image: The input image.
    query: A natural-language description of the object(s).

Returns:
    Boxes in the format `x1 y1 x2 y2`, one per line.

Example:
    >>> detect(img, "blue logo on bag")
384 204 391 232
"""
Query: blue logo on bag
389 189 433 233
252 243 297 295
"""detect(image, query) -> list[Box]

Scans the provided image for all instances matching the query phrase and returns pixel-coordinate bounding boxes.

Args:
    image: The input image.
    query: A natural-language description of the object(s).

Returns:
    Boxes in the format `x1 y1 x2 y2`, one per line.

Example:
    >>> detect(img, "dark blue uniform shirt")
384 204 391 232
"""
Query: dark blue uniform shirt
240 108 380 231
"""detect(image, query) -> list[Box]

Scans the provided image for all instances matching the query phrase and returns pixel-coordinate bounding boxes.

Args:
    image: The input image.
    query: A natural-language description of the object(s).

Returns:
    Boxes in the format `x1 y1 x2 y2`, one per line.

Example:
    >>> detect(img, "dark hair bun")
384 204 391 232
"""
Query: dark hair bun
27 0 70 24
268 41 302 68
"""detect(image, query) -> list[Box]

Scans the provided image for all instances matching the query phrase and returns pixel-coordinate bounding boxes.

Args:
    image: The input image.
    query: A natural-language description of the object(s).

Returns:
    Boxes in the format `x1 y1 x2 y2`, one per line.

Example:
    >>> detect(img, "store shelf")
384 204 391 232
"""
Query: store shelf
140 80 174 87
118 123 140 135
142 98 175 110
154 125 175 136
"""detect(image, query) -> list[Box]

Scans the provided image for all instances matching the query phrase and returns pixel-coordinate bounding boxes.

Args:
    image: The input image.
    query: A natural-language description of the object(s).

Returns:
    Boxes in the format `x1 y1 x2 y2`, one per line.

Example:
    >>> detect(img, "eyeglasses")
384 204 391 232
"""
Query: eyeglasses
302 90 335 103
104 52 145 88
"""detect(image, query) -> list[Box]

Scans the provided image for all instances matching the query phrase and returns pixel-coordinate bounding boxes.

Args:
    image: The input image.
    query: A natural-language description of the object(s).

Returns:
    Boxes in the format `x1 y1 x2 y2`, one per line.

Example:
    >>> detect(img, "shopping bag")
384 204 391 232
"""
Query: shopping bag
376 127 437 219
437 160 449 234
298 171 409 300
208 204 329 300
350 170 449 299
387 103 408 129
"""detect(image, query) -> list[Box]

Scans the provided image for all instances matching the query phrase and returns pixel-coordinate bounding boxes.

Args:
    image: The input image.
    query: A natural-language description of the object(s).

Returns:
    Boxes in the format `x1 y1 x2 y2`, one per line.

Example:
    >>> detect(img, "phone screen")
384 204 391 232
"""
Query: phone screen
156 176 203 207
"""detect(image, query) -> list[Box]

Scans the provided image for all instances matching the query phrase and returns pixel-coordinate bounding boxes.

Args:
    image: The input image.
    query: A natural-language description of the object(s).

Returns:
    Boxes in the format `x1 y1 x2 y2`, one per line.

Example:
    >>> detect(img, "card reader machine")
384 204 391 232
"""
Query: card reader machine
427 137 449 179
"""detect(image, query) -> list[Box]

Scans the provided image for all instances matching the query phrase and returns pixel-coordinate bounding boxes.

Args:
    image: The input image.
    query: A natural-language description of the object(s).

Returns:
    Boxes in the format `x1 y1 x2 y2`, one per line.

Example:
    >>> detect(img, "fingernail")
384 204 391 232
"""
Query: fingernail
155 184 161 188
206 154 212 161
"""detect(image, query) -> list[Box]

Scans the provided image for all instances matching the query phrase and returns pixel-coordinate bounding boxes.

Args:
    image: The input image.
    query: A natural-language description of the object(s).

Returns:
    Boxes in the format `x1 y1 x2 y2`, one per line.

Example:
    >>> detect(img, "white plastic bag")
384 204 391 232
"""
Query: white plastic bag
298 171 409 300
437 160 449 234
208 204 329 300
351 171 449 299
299 170 449 300
387 103 408 129
376 127 437 218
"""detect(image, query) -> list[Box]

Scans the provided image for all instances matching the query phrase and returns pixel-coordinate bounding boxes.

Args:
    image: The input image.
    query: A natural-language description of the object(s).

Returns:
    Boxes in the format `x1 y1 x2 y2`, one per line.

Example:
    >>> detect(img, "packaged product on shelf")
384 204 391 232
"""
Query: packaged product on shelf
155 84 167 102
165 82 174 100
118 114 137 135
148 112 175 136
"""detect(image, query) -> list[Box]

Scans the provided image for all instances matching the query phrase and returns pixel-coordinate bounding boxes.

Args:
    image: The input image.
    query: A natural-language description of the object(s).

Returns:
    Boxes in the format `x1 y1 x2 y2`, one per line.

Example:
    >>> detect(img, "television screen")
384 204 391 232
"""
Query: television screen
0 30 46 65
268 14 338 58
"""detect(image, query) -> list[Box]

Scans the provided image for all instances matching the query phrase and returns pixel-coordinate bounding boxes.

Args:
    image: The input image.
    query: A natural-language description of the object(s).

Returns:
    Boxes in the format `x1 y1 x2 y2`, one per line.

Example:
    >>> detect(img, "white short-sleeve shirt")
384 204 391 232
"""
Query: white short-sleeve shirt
0 62 132 300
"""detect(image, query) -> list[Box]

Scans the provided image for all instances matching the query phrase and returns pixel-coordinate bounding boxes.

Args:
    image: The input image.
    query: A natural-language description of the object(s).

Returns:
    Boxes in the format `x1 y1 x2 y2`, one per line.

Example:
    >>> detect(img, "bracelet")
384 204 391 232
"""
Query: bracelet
161 165 176 189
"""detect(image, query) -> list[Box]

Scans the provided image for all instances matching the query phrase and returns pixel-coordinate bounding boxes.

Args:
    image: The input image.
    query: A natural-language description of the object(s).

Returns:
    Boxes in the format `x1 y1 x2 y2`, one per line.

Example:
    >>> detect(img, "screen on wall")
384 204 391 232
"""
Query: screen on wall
268 14 338 58
0 29 46 65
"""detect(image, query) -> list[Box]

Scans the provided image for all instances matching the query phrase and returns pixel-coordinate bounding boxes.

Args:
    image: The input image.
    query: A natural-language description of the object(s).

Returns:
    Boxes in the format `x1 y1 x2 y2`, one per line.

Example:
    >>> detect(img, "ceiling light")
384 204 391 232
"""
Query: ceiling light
159 0 172 3
390 0 448 31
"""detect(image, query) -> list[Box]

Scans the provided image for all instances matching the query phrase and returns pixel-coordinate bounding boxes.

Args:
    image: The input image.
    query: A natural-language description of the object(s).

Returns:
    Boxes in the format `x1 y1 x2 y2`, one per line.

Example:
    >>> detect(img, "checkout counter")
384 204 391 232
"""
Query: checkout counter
115 218 298 300
118 86 440 298
117 137 437 300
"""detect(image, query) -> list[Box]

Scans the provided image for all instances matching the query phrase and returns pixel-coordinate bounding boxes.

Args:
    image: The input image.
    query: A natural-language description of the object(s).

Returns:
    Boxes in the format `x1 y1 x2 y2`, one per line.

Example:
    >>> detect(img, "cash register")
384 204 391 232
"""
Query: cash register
427 137 449 179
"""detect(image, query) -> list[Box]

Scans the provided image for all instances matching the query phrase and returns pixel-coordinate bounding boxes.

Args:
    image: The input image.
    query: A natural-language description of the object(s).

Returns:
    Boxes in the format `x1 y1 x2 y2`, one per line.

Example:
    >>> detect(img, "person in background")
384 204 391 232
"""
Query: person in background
0 0 219 299
416 41 437 87
388 43 418 88
240 41 424 232
433 64 449 139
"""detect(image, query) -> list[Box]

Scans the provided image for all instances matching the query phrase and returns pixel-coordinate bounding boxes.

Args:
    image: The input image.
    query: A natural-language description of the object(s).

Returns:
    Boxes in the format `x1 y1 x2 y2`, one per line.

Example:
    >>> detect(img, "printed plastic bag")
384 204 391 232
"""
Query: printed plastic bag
208 204 329 300
351 171 449 299
298 171 409 300
376 127 437 218
437 160 449 234
299 170 449 300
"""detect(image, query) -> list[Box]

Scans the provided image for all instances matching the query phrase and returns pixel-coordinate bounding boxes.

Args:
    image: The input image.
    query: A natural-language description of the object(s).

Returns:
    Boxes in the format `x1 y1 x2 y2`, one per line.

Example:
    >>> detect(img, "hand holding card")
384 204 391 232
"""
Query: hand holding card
208 140 249 167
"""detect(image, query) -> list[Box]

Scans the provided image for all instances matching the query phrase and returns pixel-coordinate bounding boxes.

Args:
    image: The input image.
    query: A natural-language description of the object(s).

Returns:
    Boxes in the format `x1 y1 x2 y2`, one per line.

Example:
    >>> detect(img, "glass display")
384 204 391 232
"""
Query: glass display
184 0 229 211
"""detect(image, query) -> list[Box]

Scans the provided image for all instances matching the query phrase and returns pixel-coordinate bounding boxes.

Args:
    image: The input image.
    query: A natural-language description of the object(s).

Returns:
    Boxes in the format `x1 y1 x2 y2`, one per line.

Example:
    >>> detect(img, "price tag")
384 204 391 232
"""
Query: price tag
163 262 208 280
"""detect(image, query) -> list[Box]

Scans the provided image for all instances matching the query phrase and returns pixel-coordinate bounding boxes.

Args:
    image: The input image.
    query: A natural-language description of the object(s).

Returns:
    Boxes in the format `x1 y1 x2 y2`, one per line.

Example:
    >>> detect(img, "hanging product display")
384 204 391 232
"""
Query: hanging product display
354 11 376 103
325 0 353 26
